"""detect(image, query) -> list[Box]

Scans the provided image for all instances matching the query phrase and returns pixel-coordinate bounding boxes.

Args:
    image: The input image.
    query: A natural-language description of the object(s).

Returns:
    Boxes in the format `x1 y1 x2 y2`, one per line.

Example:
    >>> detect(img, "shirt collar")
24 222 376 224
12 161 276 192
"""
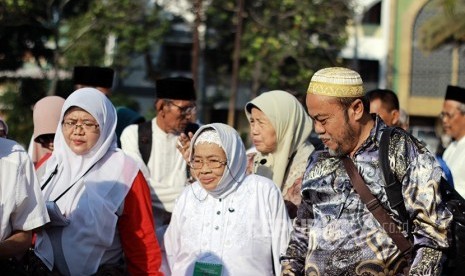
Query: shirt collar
352 114 386 157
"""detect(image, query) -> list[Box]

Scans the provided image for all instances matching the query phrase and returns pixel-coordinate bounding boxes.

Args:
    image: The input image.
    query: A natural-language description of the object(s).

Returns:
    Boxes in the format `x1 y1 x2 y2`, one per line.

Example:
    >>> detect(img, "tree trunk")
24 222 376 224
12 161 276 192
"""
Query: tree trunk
228 0 244 128
192 0 202 89
250 60 262 99
47 22 60 96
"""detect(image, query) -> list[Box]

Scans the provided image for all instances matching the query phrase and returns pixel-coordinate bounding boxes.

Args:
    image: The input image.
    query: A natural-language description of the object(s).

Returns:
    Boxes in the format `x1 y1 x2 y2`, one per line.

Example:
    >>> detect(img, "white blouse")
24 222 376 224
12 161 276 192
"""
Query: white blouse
164 174 292 275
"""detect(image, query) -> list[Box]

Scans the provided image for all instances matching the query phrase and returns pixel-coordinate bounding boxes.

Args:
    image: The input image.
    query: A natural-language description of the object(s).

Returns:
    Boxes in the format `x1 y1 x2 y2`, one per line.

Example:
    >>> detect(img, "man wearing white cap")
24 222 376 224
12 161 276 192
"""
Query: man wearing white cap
281 67 451 275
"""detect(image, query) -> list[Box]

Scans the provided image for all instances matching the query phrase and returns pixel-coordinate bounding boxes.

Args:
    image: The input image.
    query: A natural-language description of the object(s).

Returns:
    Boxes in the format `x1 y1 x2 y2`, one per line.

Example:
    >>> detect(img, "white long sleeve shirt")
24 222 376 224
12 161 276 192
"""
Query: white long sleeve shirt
120 118 188 216
443 136 465 198
165 174 292 275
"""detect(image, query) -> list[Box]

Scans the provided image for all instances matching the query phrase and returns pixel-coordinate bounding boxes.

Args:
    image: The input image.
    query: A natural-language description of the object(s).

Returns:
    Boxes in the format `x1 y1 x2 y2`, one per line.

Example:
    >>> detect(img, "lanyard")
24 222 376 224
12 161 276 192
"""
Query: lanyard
40 165 58 190
40 164 95 202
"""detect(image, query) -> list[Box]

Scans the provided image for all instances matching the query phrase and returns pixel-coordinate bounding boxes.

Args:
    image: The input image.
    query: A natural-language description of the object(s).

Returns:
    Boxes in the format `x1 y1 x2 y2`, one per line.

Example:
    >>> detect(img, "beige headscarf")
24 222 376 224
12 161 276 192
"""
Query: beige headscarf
31 96 65 163
245 90 314 194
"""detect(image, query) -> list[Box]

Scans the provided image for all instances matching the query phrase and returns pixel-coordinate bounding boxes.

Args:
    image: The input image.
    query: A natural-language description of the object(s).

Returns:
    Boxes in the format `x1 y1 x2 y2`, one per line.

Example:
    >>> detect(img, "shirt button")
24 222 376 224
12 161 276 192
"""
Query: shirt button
217 211 221 215
214 226 219 230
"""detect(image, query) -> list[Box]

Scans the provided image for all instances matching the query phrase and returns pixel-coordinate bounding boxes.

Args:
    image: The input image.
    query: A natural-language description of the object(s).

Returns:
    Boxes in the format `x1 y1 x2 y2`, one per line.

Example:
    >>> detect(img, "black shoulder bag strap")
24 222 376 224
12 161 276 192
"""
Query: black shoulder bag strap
379 127 412 238
342 156 413 260
138 121 152 164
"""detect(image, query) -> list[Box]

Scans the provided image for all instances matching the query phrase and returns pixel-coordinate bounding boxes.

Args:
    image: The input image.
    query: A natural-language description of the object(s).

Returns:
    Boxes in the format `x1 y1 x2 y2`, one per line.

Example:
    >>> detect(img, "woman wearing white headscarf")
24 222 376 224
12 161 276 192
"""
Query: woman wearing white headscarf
165 123 291 275
245 90 314 218
33 88 162 275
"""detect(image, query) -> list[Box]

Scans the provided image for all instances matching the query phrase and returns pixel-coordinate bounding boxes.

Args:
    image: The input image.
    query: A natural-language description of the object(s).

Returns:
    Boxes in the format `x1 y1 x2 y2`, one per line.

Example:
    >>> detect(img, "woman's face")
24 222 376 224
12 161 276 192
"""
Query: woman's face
62 107 100 155
191 143 227 191
248 108 277 154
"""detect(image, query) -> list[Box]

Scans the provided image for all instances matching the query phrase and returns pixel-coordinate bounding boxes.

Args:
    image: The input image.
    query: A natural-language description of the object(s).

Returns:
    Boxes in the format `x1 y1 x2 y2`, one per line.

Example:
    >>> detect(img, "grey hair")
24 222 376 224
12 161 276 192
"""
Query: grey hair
458 102 465 114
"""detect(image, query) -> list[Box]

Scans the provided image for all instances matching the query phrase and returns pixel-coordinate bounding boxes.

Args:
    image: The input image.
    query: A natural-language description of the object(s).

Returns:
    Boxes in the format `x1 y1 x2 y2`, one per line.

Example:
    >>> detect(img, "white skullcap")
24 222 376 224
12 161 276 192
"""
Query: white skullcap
307 67 364 97
194 129 222 148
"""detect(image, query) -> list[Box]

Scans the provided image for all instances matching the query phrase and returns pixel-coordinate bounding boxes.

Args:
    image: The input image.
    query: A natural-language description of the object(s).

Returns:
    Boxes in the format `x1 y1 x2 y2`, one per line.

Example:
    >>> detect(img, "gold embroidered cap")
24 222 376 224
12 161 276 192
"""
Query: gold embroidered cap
307 67 364 97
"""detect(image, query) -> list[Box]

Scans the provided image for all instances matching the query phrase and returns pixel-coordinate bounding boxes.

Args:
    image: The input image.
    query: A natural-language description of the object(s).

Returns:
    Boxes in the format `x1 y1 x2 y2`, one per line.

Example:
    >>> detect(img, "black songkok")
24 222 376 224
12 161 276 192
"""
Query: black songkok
156 77 196 101
445 85 465 104
73 66 115 88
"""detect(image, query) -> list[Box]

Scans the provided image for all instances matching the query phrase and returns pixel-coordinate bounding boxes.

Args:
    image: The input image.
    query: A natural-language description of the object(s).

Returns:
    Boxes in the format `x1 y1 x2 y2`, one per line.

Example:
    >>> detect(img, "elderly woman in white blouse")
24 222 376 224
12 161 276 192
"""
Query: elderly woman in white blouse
165 123 291 275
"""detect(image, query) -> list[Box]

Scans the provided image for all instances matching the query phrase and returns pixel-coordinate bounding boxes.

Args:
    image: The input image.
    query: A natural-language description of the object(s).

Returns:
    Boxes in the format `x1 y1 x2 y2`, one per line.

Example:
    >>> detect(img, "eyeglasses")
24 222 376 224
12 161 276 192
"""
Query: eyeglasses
440 111 458 120
189 158 227 169
62 120 99 131
167 101 197 117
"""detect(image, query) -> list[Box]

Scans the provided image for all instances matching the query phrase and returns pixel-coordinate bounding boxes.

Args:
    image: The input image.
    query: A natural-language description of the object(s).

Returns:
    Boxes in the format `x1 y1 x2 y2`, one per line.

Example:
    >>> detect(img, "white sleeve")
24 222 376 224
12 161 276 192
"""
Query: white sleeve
163 194 182 271
268 183 292 275
120 124 143 162
12 148 50 231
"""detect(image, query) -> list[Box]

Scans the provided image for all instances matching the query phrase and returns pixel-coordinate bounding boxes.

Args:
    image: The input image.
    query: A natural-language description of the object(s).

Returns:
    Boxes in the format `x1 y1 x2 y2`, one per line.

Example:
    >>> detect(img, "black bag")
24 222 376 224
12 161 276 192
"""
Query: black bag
0 258 28 276
379 127 465 276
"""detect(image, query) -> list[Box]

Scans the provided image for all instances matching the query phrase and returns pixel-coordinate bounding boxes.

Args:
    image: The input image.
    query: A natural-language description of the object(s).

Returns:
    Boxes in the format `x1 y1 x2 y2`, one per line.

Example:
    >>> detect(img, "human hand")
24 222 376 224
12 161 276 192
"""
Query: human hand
177 132 193 162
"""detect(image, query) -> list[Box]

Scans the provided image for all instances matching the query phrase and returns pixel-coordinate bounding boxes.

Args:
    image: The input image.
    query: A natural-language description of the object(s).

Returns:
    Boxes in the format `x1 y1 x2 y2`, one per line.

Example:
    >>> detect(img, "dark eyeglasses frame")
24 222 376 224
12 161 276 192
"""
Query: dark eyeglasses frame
189 159 227 169
166 100 197 117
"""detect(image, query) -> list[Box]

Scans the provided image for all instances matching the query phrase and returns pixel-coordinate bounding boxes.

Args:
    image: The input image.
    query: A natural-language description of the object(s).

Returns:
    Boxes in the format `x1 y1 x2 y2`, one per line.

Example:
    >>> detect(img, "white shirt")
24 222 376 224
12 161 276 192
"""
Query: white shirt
443 136 465 198
0 138 49 241
120 118 188 216
164 174 292 276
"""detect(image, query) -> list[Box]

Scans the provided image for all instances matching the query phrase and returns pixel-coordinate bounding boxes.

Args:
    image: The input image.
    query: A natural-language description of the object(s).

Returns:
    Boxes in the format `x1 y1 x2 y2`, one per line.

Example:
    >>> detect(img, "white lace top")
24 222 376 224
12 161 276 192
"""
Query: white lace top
164 174 292 275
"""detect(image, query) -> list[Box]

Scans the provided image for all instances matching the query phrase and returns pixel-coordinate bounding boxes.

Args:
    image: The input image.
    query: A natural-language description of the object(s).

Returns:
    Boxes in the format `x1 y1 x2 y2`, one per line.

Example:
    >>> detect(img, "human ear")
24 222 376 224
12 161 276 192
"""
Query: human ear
155 99 165 113
350 99 364 120
391 109 400 126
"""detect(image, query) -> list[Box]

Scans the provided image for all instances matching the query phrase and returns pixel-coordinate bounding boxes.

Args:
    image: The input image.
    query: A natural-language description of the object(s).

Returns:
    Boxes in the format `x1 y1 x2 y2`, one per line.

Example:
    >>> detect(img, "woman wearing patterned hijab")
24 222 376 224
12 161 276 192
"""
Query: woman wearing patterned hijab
33 88 162 275
245 90 314 218
165 123 291 275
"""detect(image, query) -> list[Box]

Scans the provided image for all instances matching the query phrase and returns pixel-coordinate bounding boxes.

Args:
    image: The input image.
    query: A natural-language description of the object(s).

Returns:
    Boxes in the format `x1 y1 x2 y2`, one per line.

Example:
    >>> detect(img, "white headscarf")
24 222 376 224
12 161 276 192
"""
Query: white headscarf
36 88 139 275
45 88 118 183
245 90 314 193
189 123 247 198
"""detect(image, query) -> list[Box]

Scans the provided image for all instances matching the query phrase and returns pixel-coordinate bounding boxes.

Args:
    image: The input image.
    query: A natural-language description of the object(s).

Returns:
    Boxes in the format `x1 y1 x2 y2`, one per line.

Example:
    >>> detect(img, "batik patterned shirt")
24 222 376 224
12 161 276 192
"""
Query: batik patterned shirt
281 118 451 276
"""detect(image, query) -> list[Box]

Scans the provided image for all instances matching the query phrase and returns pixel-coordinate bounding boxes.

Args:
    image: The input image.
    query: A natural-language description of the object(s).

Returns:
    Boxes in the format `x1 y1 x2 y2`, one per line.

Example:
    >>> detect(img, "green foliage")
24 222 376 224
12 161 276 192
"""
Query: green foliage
205 0 351 95
0 79 48 145
0 0 92 71
109 92 141 113
61 0 170 77
0 0 170 142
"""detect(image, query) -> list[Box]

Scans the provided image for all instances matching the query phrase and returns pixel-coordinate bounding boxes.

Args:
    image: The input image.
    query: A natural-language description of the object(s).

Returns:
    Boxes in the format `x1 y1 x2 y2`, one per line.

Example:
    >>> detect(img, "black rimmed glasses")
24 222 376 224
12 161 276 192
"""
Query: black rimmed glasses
166 100 197 117
189 158 227 169
62 120 100 131
440 111 458 120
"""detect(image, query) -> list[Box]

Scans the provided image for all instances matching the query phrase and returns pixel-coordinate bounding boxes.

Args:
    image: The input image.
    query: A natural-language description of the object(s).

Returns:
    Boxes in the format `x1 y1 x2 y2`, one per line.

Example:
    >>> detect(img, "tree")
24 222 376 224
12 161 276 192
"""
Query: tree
0 0 170 142
63 0 171 83
418 0 465 84
205 0 352 98
0 0 170 93
0 0 93 94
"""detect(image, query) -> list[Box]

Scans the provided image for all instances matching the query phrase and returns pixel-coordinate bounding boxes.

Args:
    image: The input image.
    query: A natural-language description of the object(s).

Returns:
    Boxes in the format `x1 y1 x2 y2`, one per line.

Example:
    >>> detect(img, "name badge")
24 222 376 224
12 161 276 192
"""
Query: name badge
193 261 223 276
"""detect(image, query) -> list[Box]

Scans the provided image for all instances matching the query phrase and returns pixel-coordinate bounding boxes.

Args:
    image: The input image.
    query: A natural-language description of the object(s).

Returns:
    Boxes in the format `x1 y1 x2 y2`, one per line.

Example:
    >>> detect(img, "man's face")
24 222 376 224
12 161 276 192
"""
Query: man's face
157 99 196 134
369 98 399 127
441 100 465 141
306 93 357 156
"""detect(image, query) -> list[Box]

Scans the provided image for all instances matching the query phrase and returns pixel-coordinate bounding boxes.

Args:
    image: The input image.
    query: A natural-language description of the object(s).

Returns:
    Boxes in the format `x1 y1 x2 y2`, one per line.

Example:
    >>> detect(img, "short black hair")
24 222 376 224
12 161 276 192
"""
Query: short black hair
366 89 399 111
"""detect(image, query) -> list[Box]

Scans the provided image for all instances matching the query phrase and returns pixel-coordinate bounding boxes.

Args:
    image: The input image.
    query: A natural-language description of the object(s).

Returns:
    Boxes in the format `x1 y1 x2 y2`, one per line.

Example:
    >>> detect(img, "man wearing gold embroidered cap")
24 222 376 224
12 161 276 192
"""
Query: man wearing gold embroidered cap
281 67 452 275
